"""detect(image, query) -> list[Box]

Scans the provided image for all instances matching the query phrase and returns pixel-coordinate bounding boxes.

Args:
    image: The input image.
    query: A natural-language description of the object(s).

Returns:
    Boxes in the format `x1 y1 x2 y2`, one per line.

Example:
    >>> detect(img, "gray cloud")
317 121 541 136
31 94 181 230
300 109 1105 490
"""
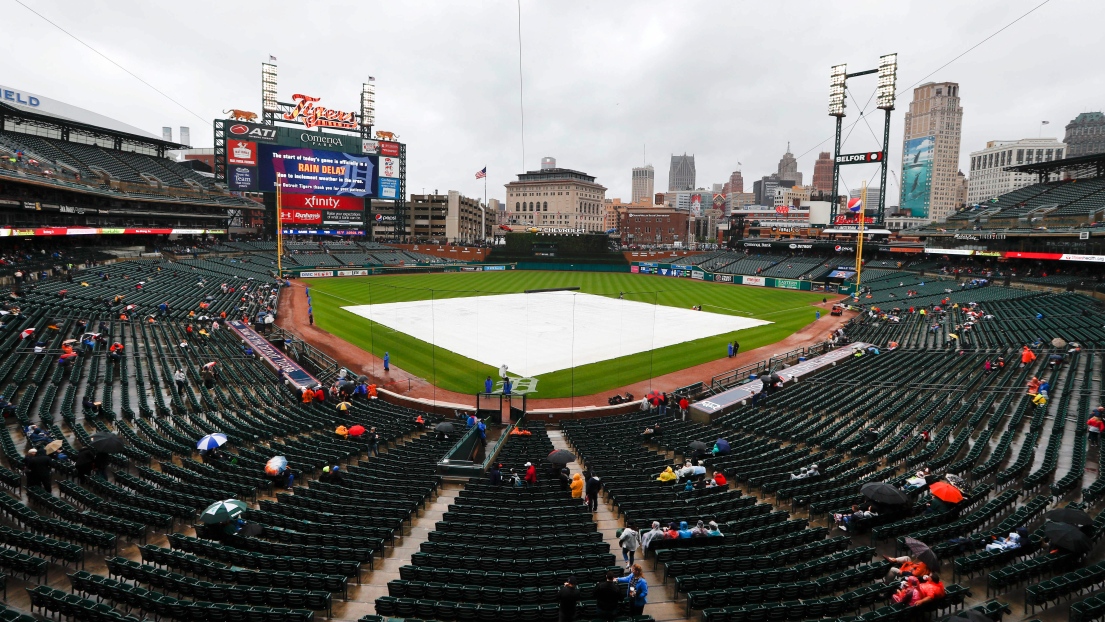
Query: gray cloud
1 0 1097 205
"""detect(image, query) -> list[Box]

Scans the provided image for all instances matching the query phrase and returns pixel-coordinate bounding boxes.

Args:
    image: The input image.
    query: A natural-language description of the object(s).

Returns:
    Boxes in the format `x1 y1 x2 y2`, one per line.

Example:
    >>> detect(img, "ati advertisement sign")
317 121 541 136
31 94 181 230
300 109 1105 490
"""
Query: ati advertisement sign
227 121 277 143
260 146 378 197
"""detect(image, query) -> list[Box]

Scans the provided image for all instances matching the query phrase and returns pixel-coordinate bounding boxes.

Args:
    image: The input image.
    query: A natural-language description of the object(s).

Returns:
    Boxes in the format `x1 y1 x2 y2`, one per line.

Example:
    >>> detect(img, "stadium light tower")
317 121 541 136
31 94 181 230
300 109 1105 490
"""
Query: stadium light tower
827 54 897 227
261 61 279 126
360 78 376 140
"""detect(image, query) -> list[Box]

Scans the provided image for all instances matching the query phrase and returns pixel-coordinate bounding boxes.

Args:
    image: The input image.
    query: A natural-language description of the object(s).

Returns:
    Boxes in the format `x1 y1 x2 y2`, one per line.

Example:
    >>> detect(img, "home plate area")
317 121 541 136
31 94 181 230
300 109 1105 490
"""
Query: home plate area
341 291 769 378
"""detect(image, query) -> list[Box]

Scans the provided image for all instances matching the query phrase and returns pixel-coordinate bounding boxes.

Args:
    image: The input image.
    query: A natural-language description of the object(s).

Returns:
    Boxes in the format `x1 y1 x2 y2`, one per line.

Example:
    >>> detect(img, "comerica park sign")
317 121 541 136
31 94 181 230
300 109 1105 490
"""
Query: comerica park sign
835 151 884 165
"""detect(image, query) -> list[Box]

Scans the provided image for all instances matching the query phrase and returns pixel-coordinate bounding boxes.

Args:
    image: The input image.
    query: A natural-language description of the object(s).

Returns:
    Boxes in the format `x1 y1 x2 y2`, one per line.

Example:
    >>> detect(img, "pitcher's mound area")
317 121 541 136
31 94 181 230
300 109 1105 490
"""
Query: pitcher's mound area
342 291 769 377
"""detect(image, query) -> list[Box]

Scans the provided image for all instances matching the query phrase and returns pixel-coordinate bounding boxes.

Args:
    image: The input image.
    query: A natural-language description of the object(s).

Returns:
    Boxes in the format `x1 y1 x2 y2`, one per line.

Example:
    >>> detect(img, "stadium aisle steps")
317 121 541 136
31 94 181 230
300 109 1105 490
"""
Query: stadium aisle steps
550 429 685 621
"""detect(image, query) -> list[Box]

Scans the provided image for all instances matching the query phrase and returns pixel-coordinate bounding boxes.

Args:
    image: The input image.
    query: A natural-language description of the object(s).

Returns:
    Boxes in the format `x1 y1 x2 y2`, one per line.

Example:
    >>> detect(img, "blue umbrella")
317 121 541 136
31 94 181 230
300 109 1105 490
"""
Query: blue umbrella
715 439 731 454
197 433 228 451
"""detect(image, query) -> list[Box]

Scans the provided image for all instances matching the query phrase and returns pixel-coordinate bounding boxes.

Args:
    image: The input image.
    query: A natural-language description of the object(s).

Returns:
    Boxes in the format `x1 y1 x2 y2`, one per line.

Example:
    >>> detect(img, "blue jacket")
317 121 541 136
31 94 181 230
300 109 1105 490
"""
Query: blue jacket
616 574 648 606
677 521 694 538
485 378 493 393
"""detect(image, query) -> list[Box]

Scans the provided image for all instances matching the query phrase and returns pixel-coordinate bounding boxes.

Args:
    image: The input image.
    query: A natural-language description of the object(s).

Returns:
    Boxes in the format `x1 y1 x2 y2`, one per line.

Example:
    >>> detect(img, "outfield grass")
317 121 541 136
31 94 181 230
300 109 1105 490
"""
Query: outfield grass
305 271 826 397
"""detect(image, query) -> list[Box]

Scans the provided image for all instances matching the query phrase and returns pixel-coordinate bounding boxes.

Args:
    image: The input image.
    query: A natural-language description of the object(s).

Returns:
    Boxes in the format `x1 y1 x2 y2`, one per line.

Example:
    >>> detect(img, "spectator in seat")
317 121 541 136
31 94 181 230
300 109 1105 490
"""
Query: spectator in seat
663 522 680 540
985 532 1021 552
1091 410 1105 446
706 521 723 537
656 466 677 482
885 555 929 582
641 521 664 550
524 462 537 487
676 521 694 538
912 574 946 607
713 471 728 487
690 520 710 538
892 576 922 606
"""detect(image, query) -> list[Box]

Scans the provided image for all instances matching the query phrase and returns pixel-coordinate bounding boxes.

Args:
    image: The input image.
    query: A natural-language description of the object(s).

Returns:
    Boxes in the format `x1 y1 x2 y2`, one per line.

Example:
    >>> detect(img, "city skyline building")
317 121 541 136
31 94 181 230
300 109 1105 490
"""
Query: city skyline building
1063 112 1105 157
631 165 655 203
504 162 607 232
811 151 833 195
900 81 964 222
776 144 802 186
966 137 1065 205
668 153 696 191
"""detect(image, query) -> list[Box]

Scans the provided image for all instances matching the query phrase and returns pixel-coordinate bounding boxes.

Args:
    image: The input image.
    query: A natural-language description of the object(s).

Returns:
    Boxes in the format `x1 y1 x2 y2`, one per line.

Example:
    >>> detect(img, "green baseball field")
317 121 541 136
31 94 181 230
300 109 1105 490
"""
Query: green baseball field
304 271 827 398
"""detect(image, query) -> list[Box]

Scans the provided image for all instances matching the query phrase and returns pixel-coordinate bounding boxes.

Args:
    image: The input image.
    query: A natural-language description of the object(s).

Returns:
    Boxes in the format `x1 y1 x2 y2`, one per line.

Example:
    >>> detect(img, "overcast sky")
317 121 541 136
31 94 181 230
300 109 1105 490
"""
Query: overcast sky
2 0 1099 205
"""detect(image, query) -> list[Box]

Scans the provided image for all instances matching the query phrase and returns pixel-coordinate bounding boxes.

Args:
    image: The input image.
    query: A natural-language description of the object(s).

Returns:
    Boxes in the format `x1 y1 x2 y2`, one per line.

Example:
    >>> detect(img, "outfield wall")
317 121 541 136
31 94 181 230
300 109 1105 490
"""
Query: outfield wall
631 261 815 291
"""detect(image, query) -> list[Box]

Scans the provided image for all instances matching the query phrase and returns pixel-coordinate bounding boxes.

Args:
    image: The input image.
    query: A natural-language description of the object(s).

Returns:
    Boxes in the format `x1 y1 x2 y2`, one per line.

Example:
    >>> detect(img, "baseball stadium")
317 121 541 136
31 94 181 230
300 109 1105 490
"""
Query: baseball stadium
2 41 1105 622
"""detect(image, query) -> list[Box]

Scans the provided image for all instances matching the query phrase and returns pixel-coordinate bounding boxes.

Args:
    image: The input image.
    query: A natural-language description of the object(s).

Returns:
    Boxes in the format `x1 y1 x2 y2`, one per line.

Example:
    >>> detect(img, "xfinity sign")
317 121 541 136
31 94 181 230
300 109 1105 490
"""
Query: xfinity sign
835 151 884 165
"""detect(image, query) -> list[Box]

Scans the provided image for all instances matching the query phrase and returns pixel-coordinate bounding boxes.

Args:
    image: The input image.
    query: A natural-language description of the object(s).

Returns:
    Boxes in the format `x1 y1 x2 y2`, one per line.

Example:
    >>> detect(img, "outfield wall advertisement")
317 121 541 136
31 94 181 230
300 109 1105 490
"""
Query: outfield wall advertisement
630 262 813 290
900 136 934 219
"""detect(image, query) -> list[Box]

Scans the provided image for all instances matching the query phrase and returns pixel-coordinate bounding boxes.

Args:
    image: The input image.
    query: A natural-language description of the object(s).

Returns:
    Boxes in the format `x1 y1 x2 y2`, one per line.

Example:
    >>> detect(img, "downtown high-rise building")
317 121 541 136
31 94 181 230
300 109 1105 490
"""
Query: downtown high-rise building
725 169 744 194
900 82 963 222
668 154 696 191
811 152 833 195
1063 112 1105 157
631 165 655 203
776 144 802 186
966 137 1065 205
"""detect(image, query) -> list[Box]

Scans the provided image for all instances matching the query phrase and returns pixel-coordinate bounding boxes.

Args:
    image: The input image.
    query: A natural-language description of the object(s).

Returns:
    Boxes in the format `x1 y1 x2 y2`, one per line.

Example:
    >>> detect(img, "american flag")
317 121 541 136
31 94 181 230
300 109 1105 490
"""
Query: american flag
475 167 487 179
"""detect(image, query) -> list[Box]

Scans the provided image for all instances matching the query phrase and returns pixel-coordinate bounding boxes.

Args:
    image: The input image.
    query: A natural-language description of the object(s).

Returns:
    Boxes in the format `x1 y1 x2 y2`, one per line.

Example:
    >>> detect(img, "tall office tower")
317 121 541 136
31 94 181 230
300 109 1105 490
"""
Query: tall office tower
776 144 802 186
1063 112 1105 157
668 154 696 191
899 82 963 222
811 151 833 195
631 165 655 203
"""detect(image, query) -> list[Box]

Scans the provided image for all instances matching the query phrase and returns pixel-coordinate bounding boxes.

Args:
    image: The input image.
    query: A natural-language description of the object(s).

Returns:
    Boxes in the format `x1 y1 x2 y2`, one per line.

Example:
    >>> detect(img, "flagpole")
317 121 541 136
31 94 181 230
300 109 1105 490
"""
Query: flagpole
276 176 283 277
855 181 867 292
484 173 488 243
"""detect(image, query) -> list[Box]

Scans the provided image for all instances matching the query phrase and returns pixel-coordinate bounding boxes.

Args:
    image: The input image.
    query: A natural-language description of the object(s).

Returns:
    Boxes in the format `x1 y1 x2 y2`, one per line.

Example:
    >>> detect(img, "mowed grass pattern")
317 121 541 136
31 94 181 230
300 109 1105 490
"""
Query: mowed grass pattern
305 271 826 397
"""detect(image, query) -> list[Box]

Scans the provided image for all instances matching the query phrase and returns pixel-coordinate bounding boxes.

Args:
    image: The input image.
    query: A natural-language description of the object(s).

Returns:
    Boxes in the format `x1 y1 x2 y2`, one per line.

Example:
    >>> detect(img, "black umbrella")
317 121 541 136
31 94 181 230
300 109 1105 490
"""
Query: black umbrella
861 482 909 505
765 373 782 385
945 611 992 622
88 432 125 454
1046 507 1093 527
547 449 576 464
904 537 940 570
1045 521 1092 554
435 422 455 433
689 441 708 452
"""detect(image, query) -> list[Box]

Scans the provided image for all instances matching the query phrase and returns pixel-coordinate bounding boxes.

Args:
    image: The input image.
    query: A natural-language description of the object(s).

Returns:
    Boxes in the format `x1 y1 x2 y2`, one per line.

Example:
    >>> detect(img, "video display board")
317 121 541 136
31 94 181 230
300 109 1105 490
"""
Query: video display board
259 146 378 197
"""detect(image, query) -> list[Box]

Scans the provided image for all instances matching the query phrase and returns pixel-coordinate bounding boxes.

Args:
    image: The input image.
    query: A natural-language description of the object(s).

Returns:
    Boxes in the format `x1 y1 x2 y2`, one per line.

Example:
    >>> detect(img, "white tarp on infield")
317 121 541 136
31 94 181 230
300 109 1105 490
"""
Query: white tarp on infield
341 291 770 377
